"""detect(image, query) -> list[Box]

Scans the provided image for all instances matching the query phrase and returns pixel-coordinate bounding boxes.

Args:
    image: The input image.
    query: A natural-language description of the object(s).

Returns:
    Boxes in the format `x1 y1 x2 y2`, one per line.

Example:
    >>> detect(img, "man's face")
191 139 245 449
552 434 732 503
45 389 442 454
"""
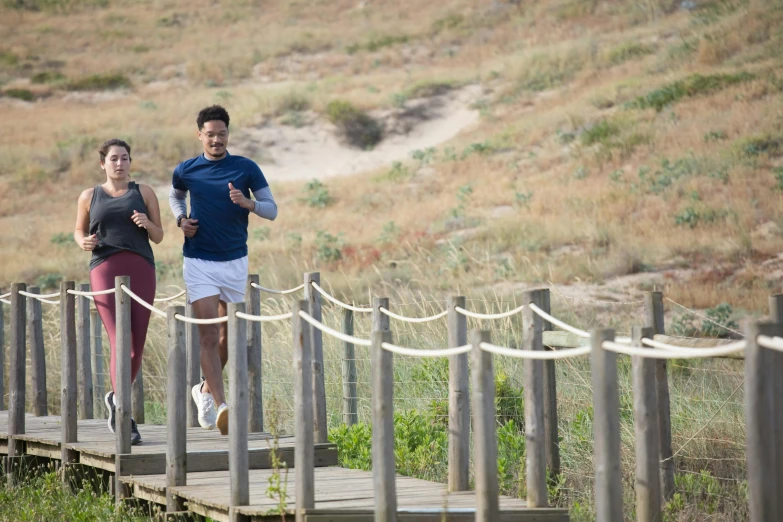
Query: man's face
198 120 229 159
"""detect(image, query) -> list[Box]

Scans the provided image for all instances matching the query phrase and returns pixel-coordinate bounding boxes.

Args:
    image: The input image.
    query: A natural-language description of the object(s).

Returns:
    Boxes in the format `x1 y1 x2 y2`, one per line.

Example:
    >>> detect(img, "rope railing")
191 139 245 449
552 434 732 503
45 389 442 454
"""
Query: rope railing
235 311 294 322
17 290 60 305
479 342 591 359
120 285 167 318
250 281 305 295
756 335 783 353
67 288 115 296
380 342 472 357
153 290 186 302
665 296 744 337
297 310 371 346
0 292 9 299
602 339 747 359
309 282 372 312
454 304 525 320
0 298 10 305
379 307 448 323
528 303 590 338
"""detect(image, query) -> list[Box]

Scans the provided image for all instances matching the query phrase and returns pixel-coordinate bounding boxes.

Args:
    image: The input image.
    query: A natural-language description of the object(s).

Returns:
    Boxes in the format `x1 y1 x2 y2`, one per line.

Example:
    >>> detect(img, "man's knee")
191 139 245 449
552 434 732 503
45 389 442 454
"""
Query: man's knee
200 326 220 349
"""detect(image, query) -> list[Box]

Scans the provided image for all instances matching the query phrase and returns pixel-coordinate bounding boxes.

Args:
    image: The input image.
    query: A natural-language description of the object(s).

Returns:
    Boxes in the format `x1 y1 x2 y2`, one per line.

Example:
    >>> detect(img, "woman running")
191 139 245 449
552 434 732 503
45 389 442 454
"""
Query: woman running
73 139 163 444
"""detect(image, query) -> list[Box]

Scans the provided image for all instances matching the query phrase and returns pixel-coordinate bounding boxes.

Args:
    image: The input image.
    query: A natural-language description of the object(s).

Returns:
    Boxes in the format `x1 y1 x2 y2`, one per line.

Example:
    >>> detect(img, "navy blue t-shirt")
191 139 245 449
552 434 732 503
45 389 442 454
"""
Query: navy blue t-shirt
172 152 268 261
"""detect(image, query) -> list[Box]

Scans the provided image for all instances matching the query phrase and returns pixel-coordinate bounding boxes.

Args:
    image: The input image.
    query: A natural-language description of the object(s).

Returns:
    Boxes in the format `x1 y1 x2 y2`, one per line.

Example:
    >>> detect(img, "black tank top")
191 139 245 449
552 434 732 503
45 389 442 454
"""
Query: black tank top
89 182 155 269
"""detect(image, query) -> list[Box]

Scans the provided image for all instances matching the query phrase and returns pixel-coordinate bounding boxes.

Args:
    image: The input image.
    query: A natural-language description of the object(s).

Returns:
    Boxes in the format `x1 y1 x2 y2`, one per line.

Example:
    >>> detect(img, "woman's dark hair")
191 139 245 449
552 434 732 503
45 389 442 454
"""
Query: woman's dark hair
99 139 132 163
197 105 230 130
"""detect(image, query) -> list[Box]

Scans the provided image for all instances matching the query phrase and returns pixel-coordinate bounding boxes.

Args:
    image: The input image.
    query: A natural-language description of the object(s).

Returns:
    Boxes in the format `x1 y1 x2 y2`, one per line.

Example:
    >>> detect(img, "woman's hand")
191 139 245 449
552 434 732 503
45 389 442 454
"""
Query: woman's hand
131 210 151 229
80 234 99 251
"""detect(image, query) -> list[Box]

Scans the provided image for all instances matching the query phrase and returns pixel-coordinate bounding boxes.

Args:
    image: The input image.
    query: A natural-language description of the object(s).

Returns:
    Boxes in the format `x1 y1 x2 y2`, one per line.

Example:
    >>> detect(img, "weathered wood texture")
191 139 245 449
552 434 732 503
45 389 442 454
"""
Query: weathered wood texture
91 310 105 419
60 282 78 468
372 329 397 522
0 295 5 411
631 326 662 522
246 275 264 433
447 295 469 492
342 309 357 426
132 363 145 424
8 283 27 459
77 284 93 420
523 290 547 508
539 289 560 483
304 272 327 444
27 286 47 417
167 306 187 512
294 299 315 522
228 302 249 508
115 276 132 502
471 330 499 522
186 300 201 428
644 291 674 500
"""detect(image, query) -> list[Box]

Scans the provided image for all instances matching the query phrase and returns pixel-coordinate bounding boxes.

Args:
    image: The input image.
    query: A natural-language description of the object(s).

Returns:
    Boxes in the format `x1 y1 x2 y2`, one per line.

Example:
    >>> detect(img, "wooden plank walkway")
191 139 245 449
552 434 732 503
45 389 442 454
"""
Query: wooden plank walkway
0 412 337 474
122 467 570 522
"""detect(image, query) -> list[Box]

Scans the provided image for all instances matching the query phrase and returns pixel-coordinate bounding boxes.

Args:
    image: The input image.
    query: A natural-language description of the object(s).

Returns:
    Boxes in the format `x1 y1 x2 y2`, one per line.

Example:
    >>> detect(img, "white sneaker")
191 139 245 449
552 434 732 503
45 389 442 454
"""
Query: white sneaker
191 381 217 430
216 403 229 436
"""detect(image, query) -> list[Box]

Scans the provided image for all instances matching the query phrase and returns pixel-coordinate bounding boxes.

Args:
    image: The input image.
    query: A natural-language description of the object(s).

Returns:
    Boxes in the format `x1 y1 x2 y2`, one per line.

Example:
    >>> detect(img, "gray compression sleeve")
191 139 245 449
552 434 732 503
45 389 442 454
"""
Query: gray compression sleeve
252 186 278 221
169 187 188 219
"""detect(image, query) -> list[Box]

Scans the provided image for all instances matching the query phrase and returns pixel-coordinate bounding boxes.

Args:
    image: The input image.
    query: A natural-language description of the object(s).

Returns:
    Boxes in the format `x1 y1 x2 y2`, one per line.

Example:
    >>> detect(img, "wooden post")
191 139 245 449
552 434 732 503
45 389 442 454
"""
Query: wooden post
27 286 47 416
523 289 547 507
644 291 674 501
342 309 357 426
247 275 264 433
293 300 314 522
591 328 623 522
631 326 662 522
372 296 390 332
167 305 187 512
8 283 26 468
186 300 201 428
372 329 397 522
77 284 93 420
0 295 5 411
768 294 783 516
746 320 781 522
304 272 327 444
91 310 105 419
471 330 499 522
61 282 79 480
540 289 561 484
447 295 469 492
228 302 249 509
132 363 145 424
115 276 132 503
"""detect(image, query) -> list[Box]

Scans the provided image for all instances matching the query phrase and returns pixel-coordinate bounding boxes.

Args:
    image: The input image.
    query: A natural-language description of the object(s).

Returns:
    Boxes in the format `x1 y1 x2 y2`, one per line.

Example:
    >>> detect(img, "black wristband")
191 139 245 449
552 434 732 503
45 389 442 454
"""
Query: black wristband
177 214 186 227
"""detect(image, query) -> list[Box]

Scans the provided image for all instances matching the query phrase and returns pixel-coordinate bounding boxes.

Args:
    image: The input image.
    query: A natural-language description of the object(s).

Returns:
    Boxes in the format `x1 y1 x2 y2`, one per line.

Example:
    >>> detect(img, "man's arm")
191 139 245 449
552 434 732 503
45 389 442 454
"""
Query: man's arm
169 186 188 220
251 186 278 221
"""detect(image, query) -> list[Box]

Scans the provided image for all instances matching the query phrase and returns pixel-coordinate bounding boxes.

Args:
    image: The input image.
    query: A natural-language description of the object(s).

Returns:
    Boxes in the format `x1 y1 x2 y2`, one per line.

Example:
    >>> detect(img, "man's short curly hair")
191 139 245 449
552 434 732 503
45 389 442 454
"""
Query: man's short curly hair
197 105 230 130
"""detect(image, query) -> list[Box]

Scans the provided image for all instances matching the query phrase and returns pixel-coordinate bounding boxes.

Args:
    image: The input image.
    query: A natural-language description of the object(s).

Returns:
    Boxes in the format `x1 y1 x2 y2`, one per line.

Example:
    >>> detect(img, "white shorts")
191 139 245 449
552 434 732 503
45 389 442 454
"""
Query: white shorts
183 256 248 304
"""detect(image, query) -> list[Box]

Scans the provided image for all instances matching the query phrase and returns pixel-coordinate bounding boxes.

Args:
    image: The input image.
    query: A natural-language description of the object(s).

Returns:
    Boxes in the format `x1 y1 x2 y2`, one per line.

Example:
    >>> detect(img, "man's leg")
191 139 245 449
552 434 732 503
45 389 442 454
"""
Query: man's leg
192 295 227 407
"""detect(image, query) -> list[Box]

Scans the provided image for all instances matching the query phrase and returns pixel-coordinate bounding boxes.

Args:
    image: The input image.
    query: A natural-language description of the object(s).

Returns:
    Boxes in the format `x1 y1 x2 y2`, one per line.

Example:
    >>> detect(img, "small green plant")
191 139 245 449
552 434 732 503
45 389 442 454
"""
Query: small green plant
379 221 400 244
574 166 589 180
300 179 332 208
675 206 727 229
276 91 310 115
66 73 131 91
31 71 65 84
50 232 71 245
36 272 62 290
626 72 754 112
671 313 699 337
736 134 783 158
315 230 343 262
461 141 494 159
139 100 157 111
704 130 728 142
432 13 464 32
406 80 454 98
0 51 18 67
514 191 533 208
773 167 783 191
215 90 232 101
346 34 409 54
264 399 290 517
390 92 408 109
634 155 702 194
606 41 656 65
580 120 620 147
253 227 271 241
609 169 623 182
702 303 738 338
3 88 35 101
325 100 382 149
411 147 436 166
442 146 457 161
285 232 302 250
450 184 473 217
383 161 410 182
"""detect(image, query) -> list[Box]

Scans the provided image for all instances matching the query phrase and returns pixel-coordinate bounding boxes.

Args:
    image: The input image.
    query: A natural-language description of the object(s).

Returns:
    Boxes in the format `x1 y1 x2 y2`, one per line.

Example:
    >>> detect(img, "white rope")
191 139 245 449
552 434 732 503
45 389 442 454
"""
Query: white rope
380 342 472 357
454 305 525 320
120 285 167 318
665 297 744 337
17 291 60 305
603 339 746 359
479 342 591 359
297 310 371 346
0 292 9 299
154 290 186 302
309 282 372 313
173 314 228 324
379 307 448 323
527 303 590 338
235 311 294 323
250 282 305 295
68 288 115 297
755 335 783 353
0 298 9 305
641 337 747 356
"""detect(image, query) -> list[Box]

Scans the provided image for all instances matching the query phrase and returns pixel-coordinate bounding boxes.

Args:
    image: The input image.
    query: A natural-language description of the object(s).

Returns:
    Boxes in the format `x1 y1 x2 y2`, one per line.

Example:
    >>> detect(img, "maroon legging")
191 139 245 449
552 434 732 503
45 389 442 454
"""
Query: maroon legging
90 250 156 392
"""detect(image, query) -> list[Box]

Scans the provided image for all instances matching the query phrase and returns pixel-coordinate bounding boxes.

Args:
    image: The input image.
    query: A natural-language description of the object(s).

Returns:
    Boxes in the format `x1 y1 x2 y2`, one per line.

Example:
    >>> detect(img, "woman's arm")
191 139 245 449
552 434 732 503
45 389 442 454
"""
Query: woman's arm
136 184 165 244
74 188 98 251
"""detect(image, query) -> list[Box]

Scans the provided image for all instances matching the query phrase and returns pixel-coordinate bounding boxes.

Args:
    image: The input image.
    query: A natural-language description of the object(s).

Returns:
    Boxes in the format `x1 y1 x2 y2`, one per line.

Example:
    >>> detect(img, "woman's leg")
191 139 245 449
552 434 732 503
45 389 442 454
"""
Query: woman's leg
127 258 156 383
90 264 119 392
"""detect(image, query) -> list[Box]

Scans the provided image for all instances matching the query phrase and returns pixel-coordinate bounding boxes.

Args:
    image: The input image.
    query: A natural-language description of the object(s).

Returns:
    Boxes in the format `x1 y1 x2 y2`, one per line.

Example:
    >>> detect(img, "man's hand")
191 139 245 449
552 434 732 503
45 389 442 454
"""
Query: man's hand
131 210 151 229
80 234 98 251
229 182 253 210
181 218 199 238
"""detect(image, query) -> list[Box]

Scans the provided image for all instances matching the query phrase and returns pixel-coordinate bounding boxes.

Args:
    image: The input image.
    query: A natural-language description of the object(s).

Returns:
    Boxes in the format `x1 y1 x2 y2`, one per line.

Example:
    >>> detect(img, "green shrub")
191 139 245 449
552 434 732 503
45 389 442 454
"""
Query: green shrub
31 71 65 84
346 34 409 54
50 232 71 245
2 88 35 101
674 206 727 228
300 179 332 208
252 227 271 241
633 155 702 194
35 273 62 289
432 13 464 32
0 51 18 67
379 221 400 243
627 72 755 111
314 230 343 263
773 167 783 190
702 303 738 338
275 91 310 115
580 120 620 146
736 134 783 158
66 73 131 91
606 41 656 65
325 100 382 149
406 80 455 98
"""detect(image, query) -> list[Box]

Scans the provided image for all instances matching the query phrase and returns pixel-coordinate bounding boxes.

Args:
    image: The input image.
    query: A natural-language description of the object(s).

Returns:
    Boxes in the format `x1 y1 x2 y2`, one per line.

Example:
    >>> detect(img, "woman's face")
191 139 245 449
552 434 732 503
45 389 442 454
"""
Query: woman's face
101 145 131 179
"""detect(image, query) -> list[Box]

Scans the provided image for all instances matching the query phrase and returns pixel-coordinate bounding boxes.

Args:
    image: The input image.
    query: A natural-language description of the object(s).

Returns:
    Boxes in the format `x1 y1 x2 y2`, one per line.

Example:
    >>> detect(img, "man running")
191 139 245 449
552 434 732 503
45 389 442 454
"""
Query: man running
169 105 277 435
